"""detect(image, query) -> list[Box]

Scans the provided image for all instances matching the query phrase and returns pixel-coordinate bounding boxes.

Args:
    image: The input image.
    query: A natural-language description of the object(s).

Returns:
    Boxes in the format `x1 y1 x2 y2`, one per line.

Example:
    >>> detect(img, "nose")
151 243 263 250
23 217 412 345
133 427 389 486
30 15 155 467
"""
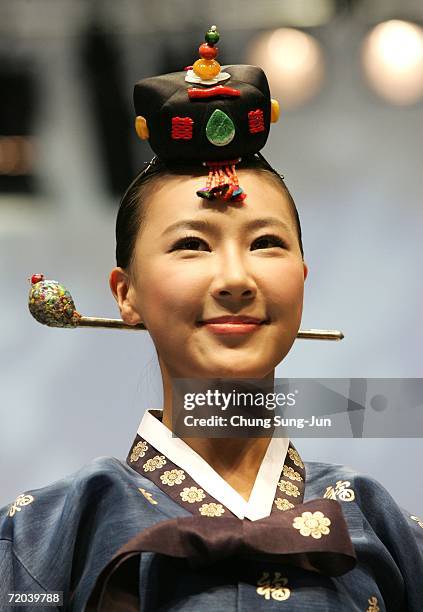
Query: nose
209 247 257 301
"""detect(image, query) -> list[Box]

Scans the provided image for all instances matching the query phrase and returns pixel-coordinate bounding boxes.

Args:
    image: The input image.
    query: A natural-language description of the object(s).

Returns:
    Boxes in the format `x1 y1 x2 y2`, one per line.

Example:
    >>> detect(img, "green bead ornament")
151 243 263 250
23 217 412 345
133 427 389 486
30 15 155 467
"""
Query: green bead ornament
205 25 220 45
206 109 235 146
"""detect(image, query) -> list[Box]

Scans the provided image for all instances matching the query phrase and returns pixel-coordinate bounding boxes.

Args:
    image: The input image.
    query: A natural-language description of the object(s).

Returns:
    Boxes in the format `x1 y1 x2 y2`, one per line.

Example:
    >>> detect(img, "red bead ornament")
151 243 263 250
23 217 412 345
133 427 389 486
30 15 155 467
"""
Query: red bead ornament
171 116 194 140
199 43 218 60
248 109 265 134
31 273 45 284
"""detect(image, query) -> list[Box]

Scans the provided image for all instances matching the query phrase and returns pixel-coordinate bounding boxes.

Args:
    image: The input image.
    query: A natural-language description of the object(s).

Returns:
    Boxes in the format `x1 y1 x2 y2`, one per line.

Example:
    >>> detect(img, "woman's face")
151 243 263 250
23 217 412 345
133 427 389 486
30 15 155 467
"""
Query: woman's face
115 170 308 379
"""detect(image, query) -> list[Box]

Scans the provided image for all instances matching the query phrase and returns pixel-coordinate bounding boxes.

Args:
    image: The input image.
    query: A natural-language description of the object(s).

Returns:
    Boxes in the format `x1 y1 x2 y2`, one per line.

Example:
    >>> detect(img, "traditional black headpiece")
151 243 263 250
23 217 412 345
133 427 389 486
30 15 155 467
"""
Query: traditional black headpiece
133 25 280 202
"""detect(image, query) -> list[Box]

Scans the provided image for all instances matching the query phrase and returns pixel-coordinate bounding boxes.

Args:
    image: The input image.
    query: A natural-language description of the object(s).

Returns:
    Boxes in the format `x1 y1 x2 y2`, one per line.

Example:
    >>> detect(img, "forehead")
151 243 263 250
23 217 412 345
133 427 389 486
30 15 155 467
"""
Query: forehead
141 170 296 235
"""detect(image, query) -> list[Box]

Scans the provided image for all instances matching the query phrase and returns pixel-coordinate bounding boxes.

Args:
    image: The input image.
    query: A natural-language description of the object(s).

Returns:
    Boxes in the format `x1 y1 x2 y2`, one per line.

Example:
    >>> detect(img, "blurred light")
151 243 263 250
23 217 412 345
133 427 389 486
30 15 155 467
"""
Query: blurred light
361 20 423 105
247 28 325 109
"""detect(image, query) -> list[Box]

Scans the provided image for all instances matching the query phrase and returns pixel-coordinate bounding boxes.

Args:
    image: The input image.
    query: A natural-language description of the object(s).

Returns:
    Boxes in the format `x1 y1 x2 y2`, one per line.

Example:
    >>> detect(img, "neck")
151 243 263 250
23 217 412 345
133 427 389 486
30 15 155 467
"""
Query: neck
181 436 271 501
160 364 275 501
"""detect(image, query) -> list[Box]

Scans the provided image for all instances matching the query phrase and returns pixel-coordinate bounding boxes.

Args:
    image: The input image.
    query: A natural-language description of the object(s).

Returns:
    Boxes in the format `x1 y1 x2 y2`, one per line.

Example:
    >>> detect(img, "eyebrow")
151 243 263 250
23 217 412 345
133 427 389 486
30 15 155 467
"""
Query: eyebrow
162 216 292 237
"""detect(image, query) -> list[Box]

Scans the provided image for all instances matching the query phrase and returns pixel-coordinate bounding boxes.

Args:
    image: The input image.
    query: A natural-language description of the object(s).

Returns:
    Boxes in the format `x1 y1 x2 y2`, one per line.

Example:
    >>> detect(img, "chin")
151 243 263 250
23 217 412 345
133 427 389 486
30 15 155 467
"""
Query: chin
201 361 275 379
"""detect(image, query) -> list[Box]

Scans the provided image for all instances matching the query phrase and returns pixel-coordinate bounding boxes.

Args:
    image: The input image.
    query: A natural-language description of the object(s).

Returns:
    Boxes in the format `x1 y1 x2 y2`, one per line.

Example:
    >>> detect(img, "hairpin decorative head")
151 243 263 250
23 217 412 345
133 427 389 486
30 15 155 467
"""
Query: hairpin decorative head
28 274 81 328
133 26 280 203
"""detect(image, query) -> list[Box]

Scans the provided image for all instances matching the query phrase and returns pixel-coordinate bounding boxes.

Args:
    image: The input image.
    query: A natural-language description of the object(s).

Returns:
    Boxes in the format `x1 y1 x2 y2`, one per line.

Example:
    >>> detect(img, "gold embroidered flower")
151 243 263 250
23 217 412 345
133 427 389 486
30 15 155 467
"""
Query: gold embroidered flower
278 479 300 497
293 510 331 538
282 465 303 481
7 494 34 517
288 447 304 469
143 455 167 472
199 502 225 517
180 486 206 503
274 497 294 511
160 469 186 486
130 440 148 462
367 596 380 612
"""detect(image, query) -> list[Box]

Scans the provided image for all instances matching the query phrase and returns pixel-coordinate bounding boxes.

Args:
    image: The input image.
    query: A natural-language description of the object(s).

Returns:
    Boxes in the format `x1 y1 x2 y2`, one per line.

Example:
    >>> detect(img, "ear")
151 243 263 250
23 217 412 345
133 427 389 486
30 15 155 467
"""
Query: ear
109 267 143 325
303 261 308 281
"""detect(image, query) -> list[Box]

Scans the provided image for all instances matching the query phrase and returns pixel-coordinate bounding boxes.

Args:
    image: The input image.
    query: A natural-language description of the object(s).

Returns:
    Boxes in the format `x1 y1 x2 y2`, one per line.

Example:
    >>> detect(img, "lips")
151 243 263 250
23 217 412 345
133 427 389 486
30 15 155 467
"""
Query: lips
198 315 268 325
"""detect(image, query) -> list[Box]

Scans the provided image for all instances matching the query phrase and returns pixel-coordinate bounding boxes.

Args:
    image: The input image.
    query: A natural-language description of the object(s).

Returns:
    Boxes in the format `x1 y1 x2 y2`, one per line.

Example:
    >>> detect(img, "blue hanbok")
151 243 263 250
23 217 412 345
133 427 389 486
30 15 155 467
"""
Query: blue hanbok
1 410 423 611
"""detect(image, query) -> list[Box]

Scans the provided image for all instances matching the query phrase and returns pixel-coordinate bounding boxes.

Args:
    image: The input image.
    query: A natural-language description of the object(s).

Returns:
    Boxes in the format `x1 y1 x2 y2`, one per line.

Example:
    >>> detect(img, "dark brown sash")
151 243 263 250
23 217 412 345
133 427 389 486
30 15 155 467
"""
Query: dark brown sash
85 498 356 611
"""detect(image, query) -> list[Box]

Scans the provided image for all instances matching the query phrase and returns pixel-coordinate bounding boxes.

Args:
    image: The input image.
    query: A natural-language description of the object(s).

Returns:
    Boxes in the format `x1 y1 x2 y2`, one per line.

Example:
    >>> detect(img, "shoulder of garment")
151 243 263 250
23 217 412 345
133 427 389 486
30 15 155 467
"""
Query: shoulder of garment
305 458 423 542
0 455 187 601
304 459 423 610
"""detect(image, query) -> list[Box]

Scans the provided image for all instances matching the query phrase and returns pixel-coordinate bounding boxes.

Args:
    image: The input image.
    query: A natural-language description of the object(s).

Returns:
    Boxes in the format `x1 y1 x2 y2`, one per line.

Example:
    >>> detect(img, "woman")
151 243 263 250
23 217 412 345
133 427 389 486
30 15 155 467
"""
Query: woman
2 27 423 612
2 153 423 611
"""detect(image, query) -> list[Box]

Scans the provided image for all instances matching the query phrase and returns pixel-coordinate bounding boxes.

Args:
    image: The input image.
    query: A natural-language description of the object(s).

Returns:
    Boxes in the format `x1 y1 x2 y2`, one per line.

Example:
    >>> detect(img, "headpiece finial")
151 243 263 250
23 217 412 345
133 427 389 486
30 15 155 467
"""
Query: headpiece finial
133 26 282 203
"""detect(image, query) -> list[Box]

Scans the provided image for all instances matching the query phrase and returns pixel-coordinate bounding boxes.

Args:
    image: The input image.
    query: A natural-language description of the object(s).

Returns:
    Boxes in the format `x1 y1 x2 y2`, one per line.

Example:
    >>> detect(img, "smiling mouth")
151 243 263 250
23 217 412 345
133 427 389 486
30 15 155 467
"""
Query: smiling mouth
196 319 270 326
196 320 270 336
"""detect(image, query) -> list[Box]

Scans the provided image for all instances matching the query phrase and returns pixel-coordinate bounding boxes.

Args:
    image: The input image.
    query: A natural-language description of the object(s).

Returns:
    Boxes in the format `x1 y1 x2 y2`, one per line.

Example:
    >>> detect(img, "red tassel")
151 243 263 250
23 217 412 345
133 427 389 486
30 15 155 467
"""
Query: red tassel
196 158 246 202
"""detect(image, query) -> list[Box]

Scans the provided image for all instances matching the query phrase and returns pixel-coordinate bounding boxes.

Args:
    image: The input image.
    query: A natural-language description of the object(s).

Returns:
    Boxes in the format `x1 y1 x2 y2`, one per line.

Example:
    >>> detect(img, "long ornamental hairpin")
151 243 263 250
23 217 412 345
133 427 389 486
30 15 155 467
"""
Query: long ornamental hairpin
133 25 280 203
28 274 344 341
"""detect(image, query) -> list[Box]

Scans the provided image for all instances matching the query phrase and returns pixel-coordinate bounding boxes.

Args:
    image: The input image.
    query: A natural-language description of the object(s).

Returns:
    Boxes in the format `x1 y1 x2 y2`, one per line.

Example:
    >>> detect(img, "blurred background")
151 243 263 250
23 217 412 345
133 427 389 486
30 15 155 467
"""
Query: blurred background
0 0 422 510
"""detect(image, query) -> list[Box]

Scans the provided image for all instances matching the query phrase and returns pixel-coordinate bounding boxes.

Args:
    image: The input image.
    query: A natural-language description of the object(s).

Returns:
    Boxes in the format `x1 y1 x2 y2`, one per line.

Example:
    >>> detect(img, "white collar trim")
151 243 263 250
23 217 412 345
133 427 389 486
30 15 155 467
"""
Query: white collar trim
137 409 289 521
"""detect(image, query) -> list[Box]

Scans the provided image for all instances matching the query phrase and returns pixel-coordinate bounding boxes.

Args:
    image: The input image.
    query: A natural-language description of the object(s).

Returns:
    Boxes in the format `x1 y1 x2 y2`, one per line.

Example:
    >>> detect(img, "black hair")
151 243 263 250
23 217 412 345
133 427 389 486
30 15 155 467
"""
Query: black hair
115 153 304 270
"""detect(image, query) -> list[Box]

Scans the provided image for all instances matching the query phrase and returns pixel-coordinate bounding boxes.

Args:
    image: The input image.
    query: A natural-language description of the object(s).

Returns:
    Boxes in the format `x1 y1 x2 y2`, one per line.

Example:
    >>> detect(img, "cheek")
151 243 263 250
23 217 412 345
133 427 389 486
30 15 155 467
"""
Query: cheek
136 262 207 323
265 261 305 314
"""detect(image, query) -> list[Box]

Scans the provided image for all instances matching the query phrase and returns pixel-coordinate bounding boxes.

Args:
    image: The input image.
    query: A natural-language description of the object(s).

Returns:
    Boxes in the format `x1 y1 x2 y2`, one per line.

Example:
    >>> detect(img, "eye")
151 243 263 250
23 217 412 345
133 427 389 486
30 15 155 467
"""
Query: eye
170 235 210 251
251 234 286 250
